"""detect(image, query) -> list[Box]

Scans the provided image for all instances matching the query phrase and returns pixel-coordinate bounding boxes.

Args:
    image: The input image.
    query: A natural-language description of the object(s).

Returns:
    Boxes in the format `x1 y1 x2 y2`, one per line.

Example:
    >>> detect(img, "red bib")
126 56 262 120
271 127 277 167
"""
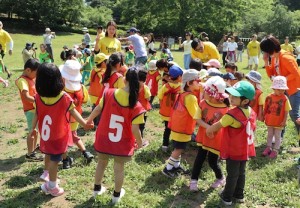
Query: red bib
146 71 160 96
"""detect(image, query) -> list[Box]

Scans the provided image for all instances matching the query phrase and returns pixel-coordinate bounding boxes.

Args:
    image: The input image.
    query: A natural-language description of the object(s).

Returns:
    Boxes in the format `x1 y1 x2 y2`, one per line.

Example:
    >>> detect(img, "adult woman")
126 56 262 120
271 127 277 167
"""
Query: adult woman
260 36 300 145
179 32 193 69
147 33 155 54
94 21 121 56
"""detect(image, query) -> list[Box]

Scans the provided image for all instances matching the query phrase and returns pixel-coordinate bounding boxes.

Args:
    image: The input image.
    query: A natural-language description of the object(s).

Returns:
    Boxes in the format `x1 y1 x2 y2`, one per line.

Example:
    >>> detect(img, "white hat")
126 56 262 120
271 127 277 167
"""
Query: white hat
64 79 81 91
45 28 51 32
182 69 200 90
82 27 88 32
204 76 229 100
60 60 82 82
246 70 261 84
148 60 157 70
271 76 289 90
199 69 208 80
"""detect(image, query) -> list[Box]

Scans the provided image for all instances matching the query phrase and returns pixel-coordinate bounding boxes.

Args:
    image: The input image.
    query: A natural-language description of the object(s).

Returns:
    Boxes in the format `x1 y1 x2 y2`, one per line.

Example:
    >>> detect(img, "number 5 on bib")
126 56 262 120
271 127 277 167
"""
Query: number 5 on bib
109 114 124 142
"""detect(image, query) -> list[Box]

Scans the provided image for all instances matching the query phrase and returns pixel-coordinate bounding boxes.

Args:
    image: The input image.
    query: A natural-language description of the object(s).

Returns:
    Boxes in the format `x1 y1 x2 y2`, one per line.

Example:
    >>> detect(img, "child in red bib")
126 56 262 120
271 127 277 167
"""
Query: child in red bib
145 60 161 104
31 63 92 197
87 67 146 205
206 81 256 206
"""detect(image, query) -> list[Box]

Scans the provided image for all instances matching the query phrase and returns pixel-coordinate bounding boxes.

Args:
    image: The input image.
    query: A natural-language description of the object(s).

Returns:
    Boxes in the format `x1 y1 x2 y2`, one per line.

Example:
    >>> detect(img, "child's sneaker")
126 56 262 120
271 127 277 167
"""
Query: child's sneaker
262 147 271 156
93 186 106 197
174 165 190 175
233 197 245 203
41 182 64 197
112 188 125 205
189 180 198 192
25 152 43 162
219 191 232 206
62 156 73 169
162 167 176 178
2 80 8 88
83 151 94 164
40 171 49 182
269 150 278 159
211 177 226 189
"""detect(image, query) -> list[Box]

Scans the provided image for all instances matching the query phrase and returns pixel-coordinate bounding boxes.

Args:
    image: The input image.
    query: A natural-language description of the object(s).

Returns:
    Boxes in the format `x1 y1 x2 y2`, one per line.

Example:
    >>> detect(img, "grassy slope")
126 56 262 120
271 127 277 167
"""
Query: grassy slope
0 33 299 208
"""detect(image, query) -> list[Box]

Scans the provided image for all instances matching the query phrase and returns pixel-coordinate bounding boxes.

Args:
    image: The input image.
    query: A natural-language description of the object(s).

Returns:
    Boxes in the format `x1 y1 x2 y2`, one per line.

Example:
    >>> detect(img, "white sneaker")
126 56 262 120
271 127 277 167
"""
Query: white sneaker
112 188 125 205
93 186 106 197
2 80 8 88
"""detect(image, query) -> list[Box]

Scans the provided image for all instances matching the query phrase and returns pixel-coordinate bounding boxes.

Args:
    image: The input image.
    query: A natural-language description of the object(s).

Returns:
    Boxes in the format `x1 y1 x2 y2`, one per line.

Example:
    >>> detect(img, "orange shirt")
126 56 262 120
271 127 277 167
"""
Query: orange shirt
265 50 300 96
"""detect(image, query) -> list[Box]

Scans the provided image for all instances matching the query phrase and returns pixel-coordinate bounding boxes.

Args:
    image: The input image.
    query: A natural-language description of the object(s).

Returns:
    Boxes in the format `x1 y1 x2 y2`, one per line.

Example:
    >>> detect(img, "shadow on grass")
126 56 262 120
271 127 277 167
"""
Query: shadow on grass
0 154 26 172
247 144 274 170
274 163 298 182
0 187 52 208
4 175 37 189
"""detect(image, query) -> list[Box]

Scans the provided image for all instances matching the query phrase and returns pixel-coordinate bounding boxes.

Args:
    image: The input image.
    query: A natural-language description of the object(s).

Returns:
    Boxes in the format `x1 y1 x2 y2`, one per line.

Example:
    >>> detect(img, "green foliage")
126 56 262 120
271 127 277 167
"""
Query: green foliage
80 6 113 28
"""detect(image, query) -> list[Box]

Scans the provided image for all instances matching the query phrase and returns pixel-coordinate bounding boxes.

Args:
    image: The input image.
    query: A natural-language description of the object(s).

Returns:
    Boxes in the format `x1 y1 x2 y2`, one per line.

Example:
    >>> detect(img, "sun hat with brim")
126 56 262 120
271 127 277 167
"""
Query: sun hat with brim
226 81 255 100
82 27 88 32
271 76 289 90
60 60 82 82
148 60 157 70
63 45 68 49
45 28 51 32
203 59 221 69
127 27 138 33
94 53 109 65
182 69 200 90
199 69 208 80
169 65 183 78
246 70 261 84
204 76 229 100
65 79 81 91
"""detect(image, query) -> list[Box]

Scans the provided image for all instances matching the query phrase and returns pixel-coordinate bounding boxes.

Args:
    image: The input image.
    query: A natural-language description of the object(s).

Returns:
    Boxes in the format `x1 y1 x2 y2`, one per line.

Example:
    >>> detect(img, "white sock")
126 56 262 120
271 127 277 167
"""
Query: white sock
48 180 57 189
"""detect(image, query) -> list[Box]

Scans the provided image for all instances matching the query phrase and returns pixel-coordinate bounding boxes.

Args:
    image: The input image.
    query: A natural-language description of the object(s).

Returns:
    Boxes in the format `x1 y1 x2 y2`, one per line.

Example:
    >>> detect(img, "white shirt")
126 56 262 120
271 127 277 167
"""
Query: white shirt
228 42 238 51
43 34 55 45
222 41 228 52
182 40 192 55
296 46 300 59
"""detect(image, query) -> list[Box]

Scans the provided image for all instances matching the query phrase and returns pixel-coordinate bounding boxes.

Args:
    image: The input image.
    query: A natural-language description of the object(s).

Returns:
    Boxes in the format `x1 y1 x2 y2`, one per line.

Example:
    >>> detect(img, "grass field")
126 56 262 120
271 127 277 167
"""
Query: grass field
0 32 300 208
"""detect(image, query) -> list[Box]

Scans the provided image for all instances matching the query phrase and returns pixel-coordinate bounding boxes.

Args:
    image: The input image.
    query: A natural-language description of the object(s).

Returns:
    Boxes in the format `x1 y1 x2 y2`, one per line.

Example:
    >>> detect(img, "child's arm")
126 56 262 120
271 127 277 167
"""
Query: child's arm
0 59 4 71
196 119 210 129
70 108 93 130
30 111 38 138
206 121 222 138
21 90 35 103
257 105 264 122
280 111 289 127
132 124 142 149
87 104 103 124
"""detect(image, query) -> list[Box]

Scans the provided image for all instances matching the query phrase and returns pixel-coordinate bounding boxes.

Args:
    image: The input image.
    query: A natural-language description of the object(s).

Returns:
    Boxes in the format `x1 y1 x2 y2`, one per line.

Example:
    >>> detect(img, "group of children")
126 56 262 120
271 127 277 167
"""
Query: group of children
10 42 294 206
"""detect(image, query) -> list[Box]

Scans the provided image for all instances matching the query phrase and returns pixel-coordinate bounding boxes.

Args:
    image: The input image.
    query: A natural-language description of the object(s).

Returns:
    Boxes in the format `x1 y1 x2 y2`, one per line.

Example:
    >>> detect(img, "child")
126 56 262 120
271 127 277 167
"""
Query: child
145 60 161 104
156 59 171 85
160 48 169 60
118 51 128 77
147 49 158 62
246 70 264 121
225 62 238 73
138 69 151 147
88 53 108 126
223 72 237 87
60 59 94 168
15 59 42 161
87 67 146 204
81 48 93 84
190 76 229 191
203 59 221 70
32 63 92 196
262 76 291 158
0 44 12 78
0 76 8 87
39 44 51 63
162 69 201 177
158 65 183 151
125 46 135 67
206 81 256 206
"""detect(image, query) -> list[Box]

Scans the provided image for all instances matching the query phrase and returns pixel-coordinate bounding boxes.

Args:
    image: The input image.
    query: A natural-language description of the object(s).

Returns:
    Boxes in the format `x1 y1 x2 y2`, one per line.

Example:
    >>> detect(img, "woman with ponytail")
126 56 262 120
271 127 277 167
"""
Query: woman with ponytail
87 67 146 204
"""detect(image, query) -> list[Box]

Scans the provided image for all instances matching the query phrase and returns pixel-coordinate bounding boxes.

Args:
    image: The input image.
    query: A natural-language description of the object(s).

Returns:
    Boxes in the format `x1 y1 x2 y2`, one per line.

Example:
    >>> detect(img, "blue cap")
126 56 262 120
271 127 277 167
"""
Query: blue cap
26 43 32 48
169 65 183 78
223 72 236 80
84 48 91 54
127 27 138 33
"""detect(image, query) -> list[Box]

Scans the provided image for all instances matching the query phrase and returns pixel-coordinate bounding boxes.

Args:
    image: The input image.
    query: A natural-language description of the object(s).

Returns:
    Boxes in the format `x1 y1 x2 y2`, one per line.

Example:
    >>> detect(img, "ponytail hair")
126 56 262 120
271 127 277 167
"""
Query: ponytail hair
126 67 140 108
102 52 121 84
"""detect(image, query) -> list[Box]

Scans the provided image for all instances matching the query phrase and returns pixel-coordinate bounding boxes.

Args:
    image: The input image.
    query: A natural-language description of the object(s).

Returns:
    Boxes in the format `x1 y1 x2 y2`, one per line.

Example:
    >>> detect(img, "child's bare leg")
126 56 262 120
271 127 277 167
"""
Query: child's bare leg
94 157 109 185
113 160 125 193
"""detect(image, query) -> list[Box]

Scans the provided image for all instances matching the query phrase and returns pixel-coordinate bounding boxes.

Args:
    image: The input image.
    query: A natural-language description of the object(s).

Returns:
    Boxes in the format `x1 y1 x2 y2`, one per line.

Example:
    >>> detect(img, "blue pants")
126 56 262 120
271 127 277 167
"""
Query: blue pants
288 90 300 134
184 54 191 69
82 71 90 84
135 56 147 65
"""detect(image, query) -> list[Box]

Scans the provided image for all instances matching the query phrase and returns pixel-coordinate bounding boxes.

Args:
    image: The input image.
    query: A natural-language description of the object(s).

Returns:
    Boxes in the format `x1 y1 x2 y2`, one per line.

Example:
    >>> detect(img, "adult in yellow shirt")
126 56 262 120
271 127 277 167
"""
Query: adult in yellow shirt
247 34 260 71
0 21 13 58
191 38 220 63
94 21 121 56
280 36 293 53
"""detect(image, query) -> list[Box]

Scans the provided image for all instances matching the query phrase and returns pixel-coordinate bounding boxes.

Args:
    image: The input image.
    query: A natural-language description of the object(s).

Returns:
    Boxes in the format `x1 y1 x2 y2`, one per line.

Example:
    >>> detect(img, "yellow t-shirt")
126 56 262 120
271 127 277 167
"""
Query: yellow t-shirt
143 84 151 99
16 77 35 113
97 37 121 55
247 40 260 56
158 82 182 121
220 107 250 128
258 93 264 106
170 93 201 142
0 29 12 52
280 44 293 53
191 42 220 63
40 92 75 110
98 88 144 124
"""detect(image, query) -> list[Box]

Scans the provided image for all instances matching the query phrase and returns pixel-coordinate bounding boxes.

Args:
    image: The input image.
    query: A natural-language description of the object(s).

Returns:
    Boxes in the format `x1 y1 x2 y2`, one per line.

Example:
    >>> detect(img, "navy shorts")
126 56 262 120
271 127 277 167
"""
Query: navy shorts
49 154 63 162
172 140 188 150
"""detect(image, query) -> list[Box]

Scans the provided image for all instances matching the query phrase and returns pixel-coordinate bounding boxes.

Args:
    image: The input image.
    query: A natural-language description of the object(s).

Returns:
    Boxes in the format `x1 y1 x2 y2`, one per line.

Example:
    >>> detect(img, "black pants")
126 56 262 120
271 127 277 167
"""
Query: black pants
191 146 223 180
46 44 54 62
163 121 171 146
222 159 246 201
139 115 147 138
222 51 228 66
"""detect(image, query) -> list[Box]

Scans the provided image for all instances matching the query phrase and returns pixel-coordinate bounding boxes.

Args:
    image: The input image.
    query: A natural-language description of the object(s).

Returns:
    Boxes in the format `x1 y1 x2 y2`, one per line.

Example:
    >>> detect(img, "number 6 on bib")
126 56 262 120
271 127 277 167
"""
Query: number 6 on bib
41 115 52 141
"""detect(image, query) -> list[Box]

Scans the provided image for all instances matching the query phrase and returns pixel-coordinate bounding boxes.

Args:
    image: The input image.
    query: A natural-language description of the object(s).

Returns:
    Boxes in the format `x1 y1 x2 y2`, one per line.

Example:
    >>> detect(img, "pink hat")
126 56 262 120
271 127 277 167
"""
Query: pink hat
203 59 221 69
271 76 289 90
204 76 229 100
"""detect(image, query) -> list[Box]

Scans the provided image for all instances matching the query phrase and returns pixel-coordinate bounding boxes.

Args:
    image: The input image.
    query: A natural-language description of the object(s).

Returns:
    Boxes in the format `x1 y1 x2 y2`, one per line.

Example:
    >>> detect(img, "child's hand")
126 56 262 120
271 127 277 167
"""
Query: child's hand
279 121 286 127
296 118 300 125
30 129 38 139
136 140 143 149
206 128 214 138
84 121 94 130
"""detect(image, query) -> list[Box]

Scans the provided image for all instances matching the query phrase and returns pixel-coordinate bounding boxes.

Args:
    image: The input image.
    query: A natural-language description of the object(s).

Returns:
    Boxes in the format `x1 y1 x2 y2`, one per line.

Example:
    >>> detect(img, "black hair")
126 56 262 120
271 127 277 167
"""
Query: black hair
148 33 155 43
118 51 125 66
102 52 121 84
191 38 200 50
240 96 251 107
24 58 40 71
156 59 169 68
138 69 147 82
162 48 167 53
223 98 230 107
61 49 76 61
189 58 203 71
105 20 117 37
225 62 238 71
185 31 193 39
125 46 129 52
126 67 140 108
36 63 64 97
234 71 244 81
97 25 103 30
260 36 281 55
149 49 156 55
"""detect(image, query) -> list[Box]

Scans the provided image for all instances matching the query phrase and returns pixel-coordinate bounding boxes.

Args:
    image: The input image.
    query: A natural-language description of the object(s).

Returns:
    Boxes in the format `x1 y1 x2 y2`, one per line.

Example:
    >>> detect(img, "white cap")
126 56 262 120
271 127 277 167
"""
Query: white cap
148 60 157 70
182 69 200 90
60 60 82 82
82 27 88 32
45 28 51 32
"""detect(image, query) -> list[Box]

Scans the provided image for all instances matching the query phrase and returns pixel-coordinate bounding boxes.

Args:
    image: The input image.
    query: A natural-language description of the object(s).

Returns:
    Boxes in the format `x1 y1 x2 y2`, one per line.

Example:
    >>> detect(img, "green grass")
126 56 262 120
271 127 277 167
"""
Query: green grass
0 33 300 208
